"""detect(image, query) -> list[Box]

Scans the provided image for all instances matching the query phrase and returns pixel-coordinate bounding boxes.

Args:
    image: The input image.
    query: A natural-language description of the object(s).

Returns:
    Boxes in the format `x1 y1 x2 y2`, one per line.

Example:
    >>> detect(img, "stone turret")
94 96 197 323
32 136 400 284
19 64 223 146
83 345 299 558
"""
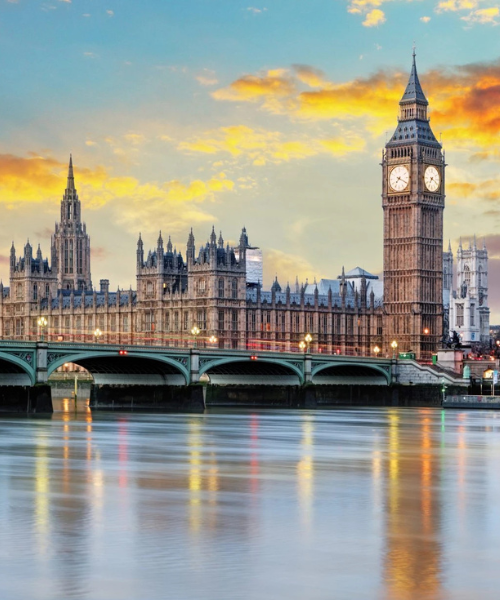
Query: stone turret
137 233 144 270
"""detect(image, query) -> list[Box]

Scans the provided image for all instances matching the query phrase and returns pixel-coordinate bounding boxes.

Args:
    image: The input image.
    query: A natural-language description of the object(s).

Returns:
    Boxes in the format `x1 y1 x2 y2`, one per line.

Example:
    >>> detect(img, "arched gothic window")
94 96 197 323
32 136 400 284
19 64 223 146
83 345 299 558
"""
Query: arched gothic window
464 265 471 285
218 278 224 299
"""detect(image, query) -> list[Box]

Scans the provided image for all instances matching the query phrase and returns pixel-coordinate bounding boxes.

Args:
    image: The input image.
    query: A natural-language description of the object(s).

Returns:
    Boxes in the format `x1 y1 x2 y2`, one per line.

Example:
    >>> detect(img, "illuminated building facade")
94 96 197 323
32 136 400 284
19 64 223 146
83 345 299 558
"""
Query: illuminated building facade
0 54 484 358
0 157 384 353
382 51 445 359
443 238 490 345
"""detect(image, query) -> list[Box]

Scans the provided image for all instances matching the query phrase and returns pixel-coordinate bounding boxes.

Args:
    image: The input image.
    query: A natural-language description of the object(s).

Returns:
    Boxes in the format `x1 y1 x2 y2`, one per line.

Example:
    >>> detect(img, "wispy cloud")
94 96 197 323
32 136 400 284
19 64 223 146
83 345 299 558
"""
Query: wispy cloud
363 8 386 26
0 153 234 236
346 0 500 25
461 6 500 24
211 59 500 150
247 6 267 14
178 125 366 166
196 75 219 86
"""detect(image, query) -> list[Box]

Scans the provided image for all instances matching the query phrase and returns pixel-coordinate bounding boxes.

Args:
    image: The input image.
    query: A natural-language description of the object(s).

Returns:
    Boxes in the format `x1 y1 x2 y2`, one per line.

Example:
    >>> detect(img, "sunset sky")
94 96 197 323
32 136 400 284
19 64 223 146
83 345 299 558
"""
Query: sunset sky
1 1 500 317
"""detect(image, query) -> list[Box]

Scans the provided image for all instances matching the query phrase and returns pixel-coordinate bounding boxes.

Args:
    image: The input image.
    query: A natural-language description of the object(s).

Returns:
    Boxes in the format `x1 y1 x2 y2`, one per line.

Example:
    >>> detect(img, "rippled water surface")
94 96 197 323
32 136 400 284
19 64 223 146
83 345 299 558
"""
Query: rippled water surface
1 402 500 599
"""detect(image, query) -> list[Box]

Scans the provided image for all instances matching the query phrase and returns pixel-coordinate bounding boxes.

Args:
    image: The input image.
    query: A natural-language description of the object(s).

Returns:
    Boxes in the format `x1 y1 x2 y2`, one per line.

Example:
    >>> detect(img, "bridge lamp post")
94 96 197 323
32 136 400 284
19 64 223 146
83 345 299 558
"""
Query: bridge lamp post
305 333 313 354
37 316 48 342
208 335 218 346
373 345 380 358
299 340 306 353
94 328 102 344
191 325 201 348
391 340 398 359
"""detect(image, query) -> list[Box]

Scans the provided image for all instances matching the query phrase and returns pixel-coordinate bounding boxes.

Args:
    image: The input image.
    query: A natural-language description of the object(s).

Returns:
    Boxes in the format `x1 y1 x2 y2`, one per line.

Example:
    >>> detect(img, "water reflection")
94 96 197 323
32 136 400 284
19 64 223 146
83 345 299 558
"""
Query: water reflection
383 409 443 600
297 415 314 530
2 408 500 599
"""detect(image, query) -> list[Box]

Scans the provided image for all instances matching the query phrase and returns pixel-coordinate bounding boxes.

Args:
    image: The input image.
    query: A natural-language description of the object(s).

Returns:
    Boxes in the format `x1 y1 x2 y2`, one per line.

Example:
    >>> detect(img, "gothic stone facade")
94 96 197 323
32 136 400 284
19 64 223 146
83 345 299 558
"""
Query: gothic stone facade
0 157 384 354
444 239 490 345
0 56 455 358
382 52 445 359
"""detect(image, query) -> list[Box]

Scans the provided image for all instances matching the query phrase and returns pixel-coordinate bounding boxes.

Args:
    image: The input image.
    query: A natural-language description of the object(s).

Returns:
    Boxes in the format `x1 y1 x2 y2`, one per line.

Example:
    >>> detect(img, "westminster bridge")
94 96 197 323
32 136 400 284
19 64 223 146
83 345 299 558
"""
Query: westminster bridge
0 340 467 411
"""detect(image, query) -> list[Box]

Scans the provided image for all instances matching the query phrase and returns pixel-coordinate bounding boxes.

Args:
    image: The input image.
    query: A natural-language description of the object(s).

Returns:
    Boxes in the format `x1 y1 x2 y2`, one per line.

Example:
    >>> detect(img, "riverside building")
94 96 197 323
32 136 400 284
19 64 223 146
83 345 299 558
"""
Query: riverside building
0 54 489 358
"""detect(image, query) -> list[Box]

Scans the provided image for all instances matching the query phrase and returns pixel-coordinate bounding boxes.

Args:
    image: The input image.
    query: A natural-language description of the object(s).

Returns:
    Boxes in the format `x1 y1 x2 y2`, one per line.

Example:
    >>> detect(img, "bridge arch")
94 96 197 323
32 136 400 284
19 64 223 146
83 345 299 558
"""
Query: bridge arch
200 356 304 385
312 362 390 386
48 351 189 385
0 352 36 385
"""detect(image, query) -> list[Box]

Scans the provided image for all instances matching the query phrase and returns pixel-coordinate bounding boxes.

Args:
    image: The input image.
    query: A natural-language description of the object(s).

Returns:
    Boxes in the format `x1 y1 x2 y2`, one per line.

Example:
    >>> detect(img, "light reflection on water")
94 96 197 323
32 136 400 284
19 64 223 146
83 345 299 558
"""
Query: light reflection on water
1 404 500 599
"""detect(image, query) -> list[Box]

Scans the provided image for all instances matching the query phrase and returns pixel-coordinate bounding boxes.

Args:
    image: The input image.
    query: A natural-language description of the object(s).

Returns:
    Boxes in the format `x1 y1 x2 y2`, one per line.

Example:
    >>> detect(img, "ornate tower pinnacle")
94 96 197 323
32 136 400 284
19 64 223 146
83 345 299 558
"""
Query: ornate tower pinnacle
52 156 92 291
382 51 445 359
67 154 75 192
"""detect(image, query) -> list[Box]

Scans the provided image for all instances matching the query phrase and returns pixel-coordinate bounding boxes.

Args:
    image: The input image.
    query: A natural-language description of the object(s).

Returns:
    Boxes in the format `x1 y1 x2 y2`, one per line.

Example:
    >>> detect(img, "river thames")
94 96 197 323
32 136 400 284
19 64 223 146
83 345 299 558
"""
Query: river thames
1 402 500 600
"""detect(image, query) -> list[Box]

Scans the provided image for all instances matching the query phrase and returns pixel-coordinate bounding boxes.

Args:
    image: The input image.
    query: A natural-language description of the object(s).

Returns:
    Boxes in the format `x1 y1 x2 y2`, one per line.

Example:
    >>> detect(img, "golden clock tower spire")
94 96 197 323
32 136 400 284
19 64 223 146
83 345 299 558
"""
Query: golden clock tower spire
382 53 445 359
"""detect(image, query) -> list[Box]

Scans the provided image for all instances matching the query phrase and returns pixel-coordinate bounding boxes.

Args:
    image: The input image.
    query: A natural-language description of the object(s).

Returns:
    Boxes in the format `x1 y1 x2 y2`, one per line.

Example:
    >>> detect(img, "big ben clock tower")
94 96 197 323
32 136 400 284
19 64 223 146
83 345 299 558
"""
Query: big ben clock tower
382 51 445 359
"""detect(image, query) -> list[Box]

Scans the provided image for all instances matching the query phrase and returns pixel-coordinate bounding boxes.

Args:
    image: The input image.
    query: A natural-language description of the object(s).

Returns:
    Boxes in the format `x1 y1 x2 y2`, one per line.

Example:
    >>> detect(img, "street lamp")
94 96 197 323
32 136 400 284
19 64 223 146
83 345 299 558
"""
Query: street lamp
299 340 306 353
191 325 200 348
37 316 48 341
373 345 380 358
208 335 218 345
94 328 102 343
391 339 398 359
423 328 430 335
304 333 313 353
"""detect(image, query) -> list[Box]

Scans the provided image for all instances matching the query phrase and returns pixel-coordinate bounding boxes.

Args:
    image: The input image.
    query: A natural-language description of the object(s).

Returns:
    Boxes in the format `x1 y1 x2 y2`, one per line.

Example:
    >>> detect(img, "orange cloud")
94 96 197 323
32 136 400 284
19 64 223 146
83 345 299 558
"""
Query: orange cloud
212 59 500 150
461 6 499 24
347 0 498 26
0 153 234 235
447 178 500 202
363 8 386 26
178 125 366 164
263 248 316 287
447 182 478 197
292 65 329 88
211 70 296 110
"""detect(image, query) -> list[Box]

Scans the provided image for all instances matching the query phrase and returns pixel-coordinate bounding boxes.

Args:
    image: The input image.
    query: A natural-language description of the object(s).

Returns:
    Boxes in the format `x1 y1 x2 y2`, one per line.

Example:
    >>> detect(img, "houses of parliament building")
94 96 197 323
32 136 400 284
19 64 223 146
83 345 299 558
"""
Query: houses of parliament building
0 54 490 359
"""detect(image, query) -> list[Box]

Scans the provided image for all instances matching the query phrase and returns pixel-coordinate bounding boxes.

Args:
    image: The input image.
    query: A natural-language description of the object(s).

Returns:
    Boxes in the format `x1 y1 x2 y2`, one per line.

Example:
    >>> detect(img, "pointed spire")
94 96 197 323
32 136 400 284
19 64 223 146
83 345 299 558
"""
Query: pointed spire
218 231 224 248
401 49 428 105
210 225 216 245
67 154 75 191
239 226 248 247
167 235 172 253
271 275 281 293
448 239 452 253
473 233 477 249
157 230 163 248
36 244 42 261
137 232 143 248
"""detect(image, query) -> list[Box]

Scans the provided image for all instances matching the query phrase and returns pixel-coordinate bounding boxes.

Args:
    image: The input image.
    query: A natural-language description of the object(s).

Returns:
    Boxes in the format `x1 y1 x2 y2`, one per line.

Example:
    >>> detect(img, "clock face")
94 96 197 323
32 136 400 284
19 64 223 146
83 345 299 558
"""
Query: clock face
389 165 410 192
424 166 440 192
